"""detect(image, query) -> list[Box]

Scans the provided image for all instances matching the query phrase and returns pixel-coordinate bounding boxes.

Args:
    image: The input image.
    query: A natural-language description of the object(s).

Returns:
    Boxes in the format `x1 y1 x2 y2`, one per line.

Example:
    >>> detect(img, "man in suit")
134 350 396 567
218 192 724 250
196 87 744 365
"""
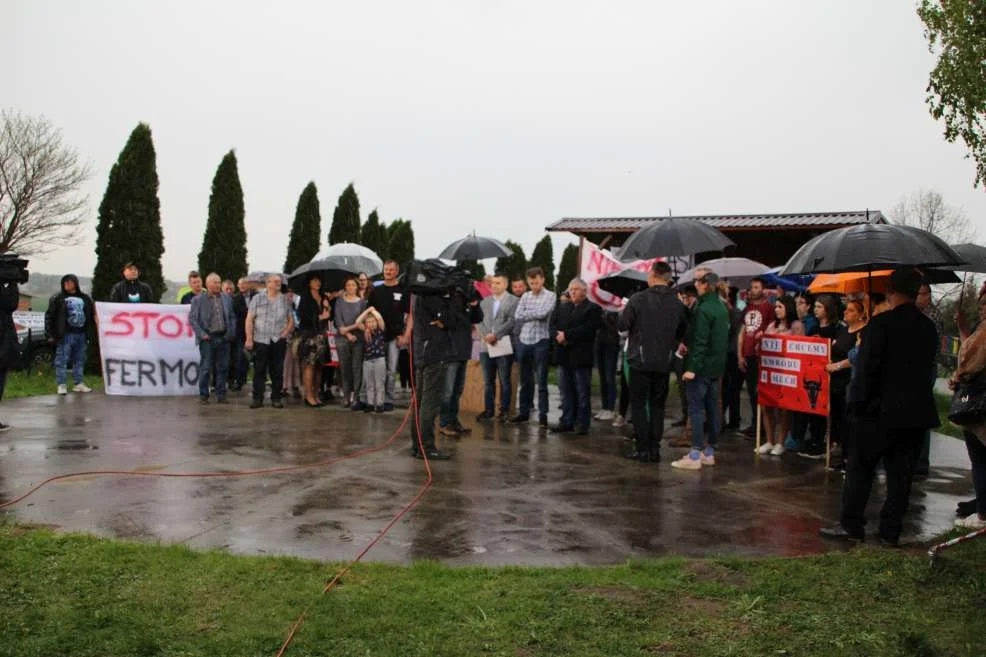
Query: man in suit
549 278 602 435
189 273 237 404
477 273 518 422
820 269 939 546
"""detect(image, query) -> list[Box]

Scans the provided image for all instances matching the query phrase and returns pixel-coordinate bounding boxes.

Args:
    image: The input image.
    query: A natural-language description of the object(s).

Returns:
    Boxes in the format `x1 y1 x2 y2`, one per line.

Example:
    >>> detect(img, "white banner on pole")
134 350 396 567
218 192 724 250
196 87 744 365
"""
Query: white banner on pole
579 242 660 311
96 302 200 396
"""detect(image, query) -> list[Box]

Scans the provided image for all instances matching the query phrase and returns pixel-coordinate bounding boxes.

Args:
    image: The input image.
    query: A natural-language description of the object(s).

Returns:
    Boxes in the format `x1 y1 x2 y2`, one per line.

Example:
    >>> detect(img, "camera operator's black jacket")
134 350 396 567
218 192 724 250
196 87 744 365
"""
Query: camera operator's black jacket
0 282 19 370
45 275 95 342
412 291 482 368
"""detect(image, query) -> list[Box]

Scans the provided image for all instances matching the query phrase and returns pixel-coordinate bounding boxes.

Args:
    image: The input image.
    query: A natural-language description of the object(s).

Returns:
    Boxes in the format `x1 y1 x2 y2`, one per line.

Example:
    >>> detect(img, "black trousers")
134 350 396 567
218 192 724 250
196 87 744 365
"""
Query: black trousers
628 369 670 454
412 362 445 452
840 420 923 541
252 339 286 403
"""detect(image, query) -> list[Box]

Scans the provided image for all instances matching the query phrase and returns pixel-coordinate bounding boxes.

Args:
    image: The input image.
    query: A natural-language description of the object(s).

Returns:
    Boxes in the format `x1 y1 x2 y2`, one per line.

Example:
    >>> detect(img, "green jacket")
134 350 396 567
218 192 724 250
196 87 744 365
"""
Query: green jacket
684 292 729 377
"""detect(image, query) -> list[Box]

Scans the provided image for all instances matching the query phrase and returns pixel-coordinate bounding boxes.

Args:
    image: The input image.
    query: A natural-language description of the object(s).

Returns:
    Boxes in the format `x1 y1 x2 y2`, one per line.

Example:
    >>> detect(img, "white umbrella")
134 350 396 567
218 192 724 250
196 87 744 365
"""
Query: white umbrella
309 242 383 276
678 257 769 288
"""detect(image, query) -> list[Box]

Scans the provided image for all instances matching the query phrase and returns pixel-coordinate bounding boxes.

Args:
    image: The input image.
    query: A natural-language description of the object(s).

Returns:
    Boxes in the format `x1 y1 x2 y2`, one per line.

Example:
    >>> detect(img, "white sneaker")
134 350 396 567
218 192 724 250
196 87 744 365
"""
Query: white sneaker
700 451 716 466
595 410 614 421
73 383 92 393
770 443 786 456
756 442 773 455
57 384 67 395
955 514 986 530
671 454 702 470
612 415 626 428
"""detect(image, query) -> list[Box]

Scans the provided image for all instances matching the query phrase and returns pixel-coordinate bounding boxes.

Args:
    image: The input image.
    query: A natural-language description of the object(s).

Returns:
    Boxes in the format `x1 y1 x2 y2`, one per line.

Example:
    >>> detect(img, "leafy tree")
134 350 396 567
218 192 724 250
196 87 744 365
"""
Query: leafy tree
283 182 322 274
0 109 90 254
328 183 361 244
530 235 555 289
556 243 579 294
918 1 986 187
92 123 165 302
494 240 527 280
458 259 486 279
387 218 415 267
360 209 389 259
198 150 247 281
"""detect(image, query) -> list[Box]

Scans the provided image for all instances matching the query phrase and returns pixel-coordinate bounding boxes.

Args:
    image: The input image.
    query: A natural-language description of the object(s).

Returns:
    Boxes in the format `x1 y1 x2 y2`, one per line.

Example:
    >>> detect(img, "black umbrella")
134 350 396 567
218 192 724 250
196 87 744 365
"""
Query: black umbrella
618 217 735 262
946 243 986 274
287 266 354 294
596 268 649 298
439 234 512 260
780 223 966 275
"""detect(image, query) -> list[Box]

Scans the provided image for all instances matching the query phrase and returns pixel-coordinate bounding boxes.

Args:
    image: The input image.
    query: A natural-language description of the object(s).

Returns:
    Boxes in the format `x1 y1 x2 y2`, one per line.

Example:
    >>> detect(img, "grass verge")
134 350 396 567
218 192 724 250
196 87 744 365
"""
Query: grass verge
3 367 104 400
1 525 984 657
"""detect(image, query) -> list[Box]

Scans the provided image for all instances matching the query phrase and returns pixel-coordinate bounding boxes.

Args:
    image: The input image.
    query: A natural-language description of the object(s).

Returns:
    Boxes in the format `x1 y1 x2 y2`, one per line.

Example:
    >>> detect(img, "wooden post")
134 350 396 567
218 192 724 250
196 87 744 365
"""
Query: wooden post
755 404 762 454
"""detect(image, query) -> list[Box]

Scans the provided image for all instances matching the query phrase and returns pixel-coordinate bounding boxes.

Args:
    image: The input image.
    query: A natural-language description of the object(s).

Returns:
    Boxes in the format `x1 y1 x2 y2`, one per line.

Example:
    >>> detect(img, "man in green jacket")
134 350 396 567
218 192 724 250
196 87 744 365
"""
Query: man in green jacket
672 271 729 471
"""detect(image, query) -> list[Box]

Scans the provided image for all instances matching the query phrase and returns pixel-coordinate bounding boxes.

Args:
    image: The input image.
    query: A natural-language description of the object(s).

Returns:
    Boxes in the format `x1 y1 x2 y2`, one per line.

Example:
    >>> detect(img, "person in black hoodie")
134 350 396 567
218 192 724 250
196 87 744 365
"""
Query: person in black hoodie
438 287 483 436
0 278 19 430
618 261 689 462
45 274 95 395
108 262 154 303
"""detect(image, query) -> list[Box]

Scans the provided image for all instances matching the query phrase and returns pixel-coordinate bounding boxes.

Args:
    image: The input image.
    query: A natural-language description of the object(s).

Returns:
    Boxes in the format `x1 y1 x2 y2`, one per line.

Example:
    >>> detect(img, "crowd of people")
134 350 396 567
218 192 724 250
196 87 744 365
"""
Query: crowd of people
34 254 985 537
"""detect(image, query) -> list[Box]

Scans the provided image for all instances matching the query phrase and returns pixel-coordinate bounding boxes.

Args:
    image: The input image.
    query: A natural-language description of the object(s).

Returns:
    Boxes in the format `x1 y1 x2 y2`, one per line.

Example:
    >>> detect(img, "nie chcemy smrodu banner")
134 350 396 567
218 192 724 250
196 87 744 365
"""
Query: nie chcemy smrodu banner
96 302 200 396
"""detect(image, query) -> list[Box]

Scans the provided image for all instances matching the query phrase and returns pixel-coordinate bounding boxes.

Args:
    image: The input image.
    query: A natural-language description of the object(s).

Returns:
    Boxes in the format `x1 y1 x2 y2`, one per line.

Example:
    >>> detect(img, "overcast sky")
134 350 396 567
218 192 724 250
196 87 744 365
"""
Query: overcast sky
5 0 985 282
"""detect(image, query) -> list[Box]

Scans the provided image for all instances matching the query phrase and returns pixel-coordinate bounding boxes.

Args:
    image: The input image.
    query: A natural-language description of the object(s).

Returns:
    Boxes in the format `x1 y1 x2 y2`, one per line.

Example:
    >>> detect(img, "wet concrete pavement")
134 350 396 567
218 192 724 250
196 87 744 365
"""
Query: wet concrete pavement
0 389 976 565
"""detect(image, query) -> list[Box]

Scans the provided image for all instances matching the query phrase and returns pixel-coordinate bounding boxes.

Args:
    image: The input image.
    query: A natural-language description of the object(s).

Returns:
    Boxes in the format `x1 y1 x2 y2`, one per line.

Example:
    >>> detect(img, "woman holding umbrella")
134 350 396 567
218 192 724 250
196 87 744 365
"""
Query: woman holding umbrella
297 273 332 407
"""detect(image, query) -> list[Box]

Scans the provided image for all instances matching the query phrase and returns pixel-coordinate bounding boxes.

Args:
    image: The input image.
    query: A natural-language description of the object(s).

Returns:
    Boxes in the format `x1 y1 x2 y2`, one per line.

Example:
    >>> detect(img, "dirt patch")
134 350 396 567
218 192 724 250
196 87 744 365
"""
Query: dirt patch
685 561 747 587
576 586 646 604
9 523 59 536
678 595 728 615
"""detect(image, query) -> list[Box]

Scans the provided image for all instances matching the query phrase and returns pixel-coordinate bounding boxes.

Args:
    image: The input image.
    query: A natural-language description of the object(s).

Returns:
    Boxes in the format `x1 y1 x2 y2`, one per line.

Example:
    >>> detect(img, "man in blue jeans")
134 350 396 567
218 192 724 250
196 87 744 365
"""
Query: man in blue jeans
509 267 557 426
45 274 95 395
189 273 237 404
673 271 729 470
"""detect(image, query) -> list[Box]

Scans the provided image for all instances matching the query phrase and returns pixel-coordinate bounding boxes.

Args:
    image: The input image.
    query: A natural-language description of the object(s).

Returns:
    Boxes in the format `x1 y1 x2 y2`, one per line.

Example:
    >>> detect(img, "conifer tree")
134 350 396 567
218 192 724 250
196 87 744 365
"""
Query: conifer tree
494 240 527 281
530 235 555 289
328 183 361 244
458 259 486 279
198 150 247 280
387 219 415 267
283 182 321 274
92 123 165 302
556 243 580 294
360 209 389 259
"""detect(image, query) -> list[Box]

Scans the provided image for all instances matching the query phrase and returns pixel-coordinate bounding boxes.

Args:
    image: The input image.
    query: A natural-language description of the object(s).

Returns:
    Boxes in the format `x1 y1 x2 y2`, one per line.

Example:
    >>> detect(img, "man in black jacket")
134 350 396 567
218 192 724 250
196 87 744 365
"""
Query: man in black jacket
108 262 155 303
409 290 467 460
549 278 602 435
618 261 689 462
0 278 19 431
820 269 939 546
45 274 96 395
438 288 483 436
230 276 252 391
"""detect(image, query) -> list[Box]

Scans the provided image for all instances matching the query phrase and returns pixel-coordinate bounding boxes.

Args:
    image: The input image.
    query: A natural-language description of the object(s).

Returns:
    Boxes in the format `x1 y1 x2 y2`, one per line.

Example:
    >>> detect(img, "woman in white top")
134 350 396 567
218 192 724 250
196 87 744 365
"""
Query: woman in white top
758 295 804 456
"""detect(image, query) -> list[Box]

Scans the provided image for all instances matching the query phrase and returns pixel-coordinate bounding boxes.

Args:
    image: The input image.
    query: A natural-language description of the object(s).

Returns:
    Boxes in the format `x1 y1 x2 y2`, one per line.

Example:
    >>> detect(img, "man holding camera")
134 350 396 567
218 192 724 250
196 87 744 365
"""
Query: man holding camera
0 254 29 430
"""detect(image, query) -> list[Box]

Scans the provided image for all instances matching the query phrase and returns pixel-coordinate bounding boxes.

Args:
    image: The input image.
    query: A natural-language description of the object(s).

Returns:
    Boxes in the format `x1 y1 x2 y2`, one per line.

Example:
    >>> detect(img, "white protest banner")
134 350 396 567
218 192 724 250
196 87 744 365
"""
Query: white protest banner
580 241 661 311
96 302 201 396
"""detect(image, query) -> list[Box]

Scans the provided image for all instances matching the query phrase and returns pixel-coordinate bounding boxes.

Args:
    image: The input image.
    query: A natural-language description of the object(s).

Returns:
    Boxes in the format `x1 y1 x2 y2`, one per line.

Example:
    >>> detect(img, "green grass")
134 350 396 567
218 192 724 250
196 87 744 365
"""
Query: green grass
3 367 103 399
1 525 984 657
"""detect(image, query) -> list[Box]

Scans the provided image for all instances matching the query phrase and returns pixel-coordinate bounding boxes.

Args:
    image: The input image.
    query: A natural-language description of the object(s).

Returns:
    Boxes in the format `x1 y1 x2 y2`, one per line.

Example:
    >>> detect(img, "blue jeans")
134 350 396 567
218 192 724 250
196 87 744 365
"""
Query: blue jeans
558 365 592 428
198 337 230 399
480 352 513 414
440 361 466 428
54 332 87 385
595 342 619 411
517 339 550 420
687 374 721 451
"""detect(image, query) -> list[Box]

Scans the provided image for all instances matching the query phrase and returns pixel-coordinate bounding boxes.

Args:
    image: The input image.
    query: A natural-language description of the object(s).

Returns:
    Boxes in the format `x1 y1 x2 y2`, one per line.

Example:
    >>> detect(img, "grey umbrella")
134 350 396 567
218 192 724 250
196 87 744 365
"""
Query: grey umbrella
439 234 512 260
946 243 986 274
287 242 383 293
618 217 735 261
678 257 769 288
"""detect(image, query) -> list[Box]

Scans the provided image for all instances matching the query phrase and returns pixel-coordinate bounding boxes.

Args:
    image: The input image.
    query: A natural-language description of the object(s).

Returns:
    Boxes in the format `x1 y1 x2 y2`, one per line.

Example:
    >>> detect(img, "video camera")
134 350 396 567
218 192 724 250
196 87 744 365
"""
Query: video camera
0 253 29 285
403 259 473 297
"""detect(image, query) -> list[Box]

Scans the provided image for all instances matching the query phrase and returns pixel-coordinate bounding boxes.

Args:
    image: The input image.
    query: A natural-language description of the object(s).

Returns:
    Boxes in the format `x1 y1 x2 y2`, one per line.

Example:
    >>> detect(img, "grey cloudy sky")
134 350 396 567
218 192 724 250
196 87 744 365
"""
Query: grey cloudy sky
5 0 985 281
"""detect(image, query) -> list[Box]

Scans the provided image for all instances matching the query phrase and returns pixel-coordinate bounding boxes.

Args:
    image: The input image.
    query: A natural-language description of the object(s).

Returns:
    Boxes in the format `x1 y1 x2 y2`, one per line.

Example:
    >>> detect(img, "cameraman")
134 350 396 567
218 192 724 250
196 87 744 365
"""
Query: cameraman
0 278 19 431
